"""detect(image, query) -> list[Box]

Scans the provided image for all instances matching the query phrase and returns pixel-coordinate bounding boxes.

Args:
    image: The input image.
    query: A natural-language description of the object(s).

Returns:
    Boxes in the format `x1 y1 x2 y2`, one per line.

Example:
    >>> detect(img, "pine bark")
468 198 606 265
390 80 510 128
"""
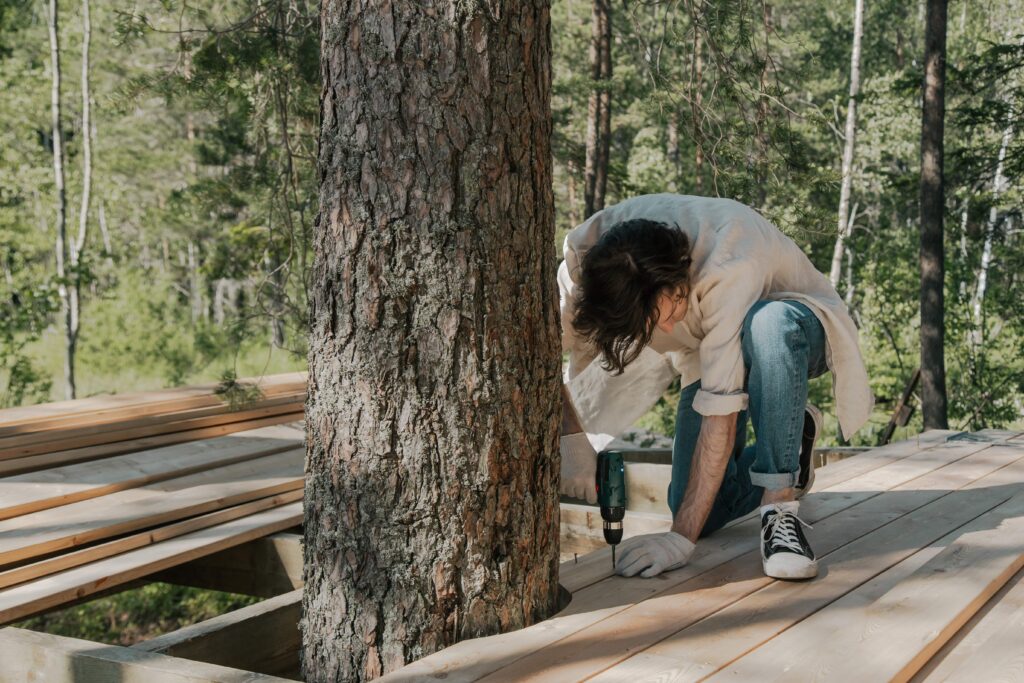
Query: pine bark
304 2 560 681
919 0 949 429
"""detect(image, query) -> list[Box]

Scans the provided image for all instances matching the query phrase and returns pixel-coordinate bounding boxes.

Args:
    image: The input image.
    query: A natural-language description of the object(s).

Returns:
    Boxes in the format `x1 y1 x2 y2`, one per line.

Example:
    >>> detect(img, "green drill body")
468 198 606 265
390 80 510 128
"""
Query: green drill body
596 450 627 568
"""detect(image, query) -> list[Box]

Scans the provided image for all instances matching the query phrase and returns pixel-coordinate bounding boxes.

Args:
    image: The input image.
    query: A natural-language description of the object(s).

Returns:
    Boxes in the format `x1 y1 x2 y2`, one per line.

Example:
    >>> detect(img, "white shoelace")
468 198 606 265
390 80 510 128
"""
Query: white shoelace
764 510 814 554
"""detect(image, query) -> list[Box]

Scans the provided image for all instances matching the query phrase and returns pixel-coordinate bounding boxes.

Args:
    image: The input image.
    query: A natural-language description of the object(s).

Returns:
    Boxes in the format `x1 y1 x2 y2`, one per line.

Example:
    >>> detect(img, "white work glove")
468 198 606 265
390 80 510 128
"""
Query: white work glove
615 531 696 578
559 433 598 504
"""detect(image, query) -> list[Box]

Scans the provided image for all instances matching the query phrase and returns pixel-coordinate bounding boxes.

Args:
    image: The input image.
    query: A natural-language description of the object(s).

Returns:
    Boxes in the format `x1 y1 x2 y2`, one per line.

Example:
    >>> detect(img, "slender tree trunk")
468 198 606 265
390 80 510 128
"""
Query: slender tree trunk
304 3 560 680
584 0 611 217
69 0 93 372
970 111 1013 344
919 0 949 429
691 26 704 192
567 158 580 227
829 0 865 288
46 0 74 400
666 110 679 192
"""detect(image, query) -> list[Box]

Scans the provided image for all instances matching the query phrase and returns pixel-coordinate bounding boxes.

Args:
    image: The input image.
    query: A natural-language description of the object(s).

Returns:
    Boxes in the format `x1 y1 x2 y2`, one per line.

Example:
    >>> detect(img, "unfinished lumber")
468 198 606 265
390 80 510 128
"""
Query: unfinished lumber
582 445 1024 683
708 490 1024 683
0 371 305 433
559 428 965 595
0 491 303 590
0 414 304 477
132 588 302 678
379 433 1010 682
0 449 303 567
486 442 1024 683
152 533 303 598
914 566 1024 682
0 627 297 682
0 500 302 623
0 391 303 450
0 424 302 520
0 401 305 460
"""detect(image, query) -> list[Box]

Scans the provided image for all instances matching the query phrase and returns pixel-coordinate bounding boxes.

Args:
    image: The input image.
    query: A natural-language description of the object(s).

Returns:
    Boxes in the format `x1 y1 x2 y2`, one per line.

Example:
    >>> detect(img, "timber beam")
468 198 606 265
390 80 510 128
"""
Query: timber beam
132 588 302 680
150 532 303 598
0 627 296 682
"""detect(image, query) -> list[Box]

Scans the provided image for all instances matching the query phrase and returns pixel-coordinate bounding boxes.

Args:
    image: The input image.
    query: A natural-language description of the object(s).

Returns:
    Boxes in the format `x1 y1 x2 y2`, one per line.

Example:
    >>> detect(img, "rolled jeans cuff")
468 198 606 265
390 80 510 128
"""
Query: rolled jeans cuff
692 388 748 416
748 467 801 490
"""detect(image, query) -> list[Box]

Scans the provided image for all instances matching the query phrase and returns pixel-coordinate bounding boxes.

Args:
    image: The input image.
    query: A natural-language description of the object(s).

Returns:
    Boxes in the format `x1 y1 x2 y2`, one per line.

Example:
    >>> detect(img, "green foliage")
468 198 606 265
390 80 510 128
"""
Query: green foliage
14 583 260 646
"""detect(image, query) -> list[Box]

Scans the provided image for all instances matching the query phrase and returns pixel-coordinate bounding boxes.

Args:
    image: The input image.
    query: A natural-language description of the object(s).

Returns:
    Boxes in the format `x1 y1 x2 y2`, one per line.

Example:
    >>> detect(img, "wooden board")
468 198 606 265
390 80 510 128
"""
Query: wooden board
377 431 995 682
582 444 1024 683
0 391 303 450
0 424 302 520
913 565 1024 681
0 413 304 477
0 491 303 590
0 500 303 623
151 532 303 598
707 491 1024 683
0 401 304 460
0 449 303 568
132 588 302 678
0 371 305 432
0 627 298 682
486 442 1024 682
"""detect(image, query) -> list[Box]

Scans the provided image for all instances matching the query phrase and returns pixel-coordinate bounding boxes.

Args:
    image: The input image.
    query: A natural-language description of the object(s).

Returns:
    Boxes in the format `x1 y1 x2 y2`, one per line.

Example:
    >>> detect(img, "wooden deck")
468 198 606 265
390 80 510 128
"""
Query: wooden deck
383 428 1024 683
0 379 1021 682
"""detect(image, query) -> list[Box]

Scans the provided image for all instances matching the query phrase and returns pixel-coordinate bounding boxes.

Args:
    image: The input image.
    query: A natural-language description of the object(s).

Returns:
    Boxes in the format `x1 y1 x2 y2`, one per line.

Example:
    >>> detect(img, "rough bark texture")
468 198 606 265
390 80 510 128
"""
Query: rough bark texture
919 0 949 429
304 2 560 681
584 0 611 218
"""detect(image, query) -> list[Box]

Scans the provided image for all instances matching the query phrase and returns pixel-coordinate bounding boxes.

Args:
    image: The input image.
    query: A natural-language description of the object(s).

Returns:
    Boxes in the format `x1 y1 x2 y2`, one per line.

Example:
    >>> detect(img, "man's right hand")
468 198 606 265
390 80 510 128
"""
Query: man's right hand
559 433 598 504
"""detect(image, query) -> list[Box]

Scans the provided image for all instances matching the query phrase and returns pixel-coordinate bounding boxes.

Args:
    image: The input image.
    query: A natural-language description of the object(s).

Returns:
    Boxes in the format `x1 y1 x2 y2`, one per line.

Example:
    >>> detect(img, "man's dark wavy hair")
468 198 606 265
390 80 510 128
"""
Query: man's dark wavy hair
572 219 692 375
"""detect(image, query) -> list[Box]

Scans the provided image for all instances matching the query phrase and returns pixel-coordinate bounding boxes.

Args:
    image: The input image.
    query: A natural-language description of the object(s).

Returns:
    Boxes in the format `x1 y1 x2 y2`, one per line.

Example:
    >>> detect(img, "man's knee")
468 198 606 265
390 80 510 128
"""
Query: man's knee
741 300 806 357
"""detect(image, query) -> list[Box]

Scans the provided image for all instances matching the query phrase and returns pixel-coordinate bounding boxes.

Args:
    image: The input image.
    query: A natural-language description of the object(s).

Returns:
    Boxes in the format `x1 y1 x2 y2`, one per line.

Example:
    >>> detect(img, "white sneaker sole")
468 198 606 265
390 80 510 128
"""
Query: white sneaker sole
763 552 819 579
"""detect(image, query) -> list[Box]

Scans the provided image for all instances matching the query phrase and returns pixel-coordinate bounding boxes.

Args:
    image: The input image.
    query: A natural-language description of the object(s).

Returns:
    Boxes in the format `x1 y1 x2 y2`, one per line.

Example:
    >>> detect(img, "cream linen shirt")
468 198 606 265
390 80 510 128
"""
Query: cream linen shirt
559 193 873 450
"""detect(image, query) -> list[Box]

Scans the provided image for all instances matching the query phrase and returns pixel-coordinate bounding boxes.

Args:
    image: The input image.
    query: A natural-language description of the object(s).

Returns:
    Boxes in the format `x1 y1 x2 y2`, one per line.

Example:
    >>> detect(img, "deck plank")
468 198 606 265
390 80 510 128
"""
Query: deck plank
0 449 303 567
378 432 1004 682
587 444 1024 683
0 501 303 623
492 442 1024 682
0 424 302 520
705 491 1024 683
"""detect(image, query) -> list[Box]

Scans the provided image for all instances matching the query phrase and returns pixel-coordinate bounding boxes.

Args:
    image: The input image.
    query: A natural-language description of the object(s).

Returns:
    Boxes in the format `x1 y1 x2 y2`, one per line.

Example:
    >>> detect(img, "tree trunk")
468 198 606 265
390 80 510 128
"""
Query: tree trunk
584 0 611 217
567 158 580 228
919 0 949 429
46 0 74 400
304 3 561 681
829 0 865 288
970 110 1013 346
69 0 92 361
691 26 704 192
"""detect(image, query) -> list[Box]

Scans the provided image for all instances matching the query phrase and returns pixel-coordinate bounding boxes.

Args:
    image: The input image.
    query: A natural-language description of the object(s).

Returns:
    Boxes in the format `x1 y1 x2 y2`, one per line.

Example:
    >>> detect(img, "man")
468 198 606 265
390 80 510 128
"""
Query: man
558 194 872 580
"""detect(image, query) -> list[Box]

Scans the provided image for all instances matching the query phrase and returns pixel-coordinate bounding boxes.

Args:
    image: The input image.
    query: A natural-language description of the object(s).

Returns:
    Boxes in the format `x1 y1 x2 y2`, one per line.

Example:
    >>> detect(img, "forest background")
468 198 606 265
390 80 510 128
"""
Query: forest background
0 0 1022 643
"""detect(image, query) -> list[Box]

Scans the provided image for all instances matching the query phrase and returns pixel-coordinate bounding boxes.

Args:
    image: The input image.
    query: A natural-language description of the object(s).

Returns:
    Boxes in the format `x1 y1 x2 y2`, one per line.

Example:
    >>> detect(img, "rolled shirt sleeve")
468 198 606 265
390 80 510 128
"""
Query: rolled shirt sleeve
691 260 768 417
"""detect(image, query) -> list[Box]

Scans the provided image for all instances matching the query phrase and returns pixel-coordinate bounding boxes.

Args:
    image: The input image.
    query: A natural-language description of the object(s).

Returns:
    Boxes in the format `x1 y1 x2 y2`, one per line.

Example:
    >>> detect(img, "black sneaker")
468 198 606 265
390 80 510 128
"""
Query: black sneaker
761 502 818 579
795 404 822 499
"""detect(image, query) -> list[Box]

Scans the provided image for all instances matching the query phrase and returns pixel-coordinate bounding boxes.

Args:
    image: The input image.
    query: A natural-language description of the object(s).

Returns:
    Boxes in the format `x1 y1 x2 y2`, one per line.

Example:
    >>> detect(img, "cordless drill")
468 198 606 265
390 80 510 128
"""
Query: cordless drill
596 450 627 568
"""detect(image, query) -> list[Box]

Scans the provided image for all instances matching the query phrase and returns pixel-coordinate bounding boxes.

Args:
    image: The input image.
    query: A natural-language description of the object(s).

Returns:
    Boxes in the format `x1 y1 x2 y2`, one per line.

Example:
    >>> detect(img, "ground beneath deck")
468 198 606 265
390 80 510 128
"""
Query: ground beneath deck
383 428 1024 683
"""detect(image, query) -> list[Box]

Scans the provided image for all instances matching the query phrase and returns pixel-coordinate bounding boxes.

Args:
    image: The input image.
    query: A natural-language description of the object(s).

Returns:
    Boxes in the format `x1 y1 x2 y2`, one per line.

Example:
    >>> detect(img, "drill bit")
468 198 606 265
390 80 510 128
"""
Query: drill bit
611 544 616 570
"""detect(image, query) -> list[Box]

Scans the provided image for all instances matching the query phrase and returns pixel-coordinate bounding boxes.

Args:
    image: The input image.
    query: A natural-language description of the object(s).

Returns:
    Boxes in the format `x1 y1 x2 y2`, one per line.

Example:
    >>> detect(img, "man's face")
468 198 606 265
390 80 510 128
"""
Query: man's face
655 285 688 333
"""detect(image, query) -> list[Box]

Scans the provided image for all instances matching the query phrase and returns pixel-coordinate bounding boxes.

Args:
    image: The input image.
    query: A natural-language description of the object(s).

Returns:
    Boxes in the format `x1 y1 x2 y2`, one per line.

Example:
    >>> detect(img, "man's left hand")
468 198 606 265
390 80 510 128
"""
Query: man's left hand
615 531 696 578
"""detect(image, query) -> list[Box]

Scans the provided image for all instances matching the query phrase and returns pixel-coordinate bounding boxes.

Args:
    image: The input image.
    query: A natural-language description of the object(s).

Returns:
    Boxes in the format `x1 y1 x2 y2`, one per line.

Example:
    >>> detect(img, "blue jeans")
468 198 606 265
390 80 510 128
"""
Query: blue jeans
668 300 829 538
